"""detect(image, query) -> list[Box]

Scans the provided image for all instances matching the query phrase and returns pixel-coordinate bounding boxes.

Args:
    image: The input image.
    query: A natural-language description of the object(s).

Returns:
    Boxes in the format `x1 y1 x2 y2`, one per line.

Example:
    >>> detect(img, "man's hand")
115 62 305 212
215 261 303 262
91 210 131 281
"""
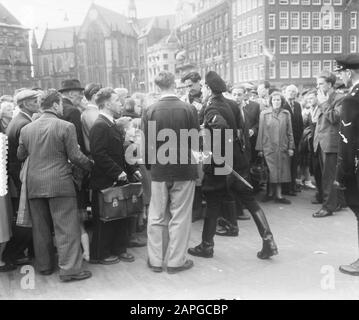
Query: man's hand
133 170 142 181
258 151 264 158
249 129 254 137
288 149 294 157
333 180 346 191
117 171 128 182
317 89 329 105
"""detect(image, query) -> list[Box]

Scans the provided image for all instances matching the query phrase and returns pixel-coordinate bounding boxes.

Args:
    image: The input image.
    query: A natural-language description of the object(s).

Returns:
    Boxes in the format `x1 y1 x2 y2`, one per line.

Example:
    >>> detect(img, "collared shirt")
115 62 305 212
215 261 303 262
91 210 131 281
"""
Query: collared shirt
161 93 178 99
99 111 114 124
19 110 33 122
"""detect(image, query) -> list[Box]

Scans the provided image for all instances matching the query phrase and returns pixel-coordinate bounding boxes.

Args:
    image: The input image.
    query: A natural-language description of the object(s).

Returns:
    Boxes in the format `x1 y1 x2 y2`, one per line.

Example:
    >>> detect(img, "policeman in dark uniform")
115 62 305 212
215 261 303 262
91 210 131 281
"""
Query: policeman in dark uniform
188 71 278 260
334 54 359 276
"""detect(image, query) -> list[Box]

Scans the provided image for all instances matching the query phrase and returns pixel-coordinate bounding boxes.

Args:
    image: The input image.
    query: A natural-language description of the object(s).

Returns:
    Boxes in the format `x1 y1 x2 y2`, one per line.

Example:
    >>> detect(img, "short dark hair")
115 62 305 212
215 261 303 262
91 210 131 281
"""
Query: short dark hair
95 87 116 109
124 98 136 112
181 71 201 84
155 71 175 90
317 70 337 86
84 83 102 101
259 81 271 89
306 89 317 97
41 89 62 110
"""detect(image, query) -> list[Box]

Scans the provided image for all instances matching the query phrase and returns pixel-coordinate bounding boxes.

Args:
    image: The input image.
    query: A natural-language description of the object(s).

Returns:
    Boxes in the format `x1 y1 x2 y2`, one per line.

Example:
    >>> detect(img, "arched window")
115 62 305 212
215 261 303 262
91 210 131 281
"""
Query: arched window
56 56 63 72
43 57 49 76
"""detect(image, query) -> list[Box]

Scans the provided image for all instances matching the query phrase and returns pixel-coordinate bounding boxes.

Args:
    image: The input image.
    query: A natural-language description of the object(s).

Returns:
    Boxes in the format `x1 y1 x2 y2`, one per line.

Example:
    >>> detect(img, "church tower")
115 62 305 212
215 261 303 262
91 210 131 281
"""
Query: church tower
128 0 137 21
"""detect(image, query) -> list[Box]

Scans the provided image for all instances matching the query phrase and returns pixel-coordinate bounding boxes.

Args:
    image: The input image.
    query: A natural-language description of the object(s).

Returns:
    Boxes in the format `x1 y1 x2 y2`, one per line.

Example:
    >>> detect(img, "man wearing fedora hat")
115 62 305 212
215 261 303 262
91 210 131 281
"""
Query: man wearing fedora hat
4 89 41 266
59 79 86 153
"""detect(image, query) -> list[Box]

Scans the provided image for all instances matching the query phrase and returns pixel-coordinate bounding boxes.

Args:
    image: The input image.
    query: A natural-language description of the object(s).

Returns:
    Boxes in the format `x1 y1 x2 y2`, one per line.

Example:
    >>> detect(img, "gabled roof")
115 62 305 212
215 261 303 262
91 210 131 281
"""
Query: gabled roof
0 3 22 27
137 14 175 37
40 26 79 50
89 3 137 37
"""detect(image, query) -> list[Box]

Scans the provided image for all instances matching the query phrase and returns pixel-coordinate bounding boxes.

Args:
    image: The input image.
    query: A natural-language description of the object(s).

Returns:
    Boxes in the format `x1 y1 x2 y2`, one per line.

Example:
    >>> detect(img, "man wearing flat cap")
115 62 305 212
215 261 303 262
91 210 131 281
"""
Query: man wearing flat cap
188 71 278 260
59 79 86 153
333 54 359 276
3 89 41 266
17 89 93 282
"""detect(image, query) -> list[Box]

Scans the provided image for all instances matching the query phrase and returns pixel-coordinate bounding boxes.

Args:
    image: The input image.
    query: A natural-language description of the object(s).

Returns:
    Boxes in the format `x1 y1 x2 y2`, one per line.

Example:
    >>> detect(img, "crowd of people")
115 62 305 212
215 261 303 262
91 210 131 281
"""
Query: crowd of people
1 52 359 282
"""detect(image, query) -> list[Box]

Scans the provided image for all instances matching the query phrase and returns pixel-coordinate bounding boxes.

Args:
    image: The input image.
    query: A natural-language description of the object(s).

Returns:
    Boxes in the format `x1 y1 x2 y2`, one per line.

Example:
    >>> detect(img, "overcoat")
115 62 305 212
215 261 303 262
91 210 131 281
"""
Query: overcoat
256 108 295 183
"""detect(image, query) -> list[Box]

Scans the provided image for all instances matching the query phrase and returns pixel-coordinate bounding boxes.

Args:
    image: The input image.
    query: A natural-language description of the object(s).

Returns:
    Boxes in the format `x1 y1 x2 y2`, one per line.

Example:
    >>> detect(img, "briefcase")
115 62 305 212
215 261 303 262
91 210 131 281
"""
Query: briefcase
98 183 143 222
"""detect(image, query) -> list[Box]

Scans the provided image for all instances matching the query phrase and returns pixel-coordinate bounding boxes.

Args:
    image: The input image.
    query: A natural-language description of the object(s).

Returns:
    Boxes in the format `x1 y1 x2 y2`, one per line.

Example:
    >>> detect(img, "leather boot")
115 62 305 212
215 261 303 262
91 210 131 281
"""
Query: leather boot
339 220 359 276
216 201 239 237
188 242 214 258
250 209 278 259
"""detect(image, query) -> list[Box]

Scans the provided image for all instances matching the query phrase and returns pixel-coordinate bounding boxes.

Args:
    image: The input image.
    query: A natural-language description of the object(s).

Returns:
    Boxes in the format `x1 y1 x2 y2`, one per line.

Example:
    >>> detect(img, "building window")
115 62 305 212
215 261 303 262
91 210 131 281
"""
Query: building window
43 57 49 76
279 12 289 29
280 61 289 79
269 62 276 79
269 0 275 4
302 61 311 78
323 0 332 4
269 39 276 54
301 0 310 4
351 12 357 30
322 9 333 29
301 12 310 29
279 0 288 3
269 14 276 29
334 12 342 30
258 40 264 54
323 36 332 53
333 0 342 4
312 60 321 77
333 36 342 53
312 36 321 53
290 0 299 4
291 61 300 78
258 15 263 31
350 35 357 53
253 40 258 55
291 12 300 29
323 60 332 71
259 64 264 80
253 15 258 33
163 53 168 59
291 36 300 54
302 36 311 54
280 36 289 54
163 64 169 71
312 12 320 29
312 0 321 4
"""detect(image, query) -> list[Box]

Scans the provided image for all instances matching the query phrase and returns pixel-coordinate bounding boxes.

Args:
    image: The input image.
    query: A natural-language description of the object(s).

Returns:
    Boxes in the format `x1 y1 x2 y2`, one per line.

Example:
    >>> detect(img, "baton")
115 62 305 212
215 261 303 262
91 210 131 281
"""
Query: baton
224 164 254 190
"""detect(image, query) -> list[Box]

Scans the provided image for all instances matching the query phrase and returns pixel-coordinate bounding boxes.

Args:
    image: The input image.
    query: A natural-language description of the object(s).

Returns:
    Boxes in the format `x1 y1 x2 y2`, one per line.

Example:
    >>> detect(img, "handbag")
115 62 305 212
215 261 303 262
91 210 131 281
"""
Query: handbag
98 182 143 222
249 157 268 185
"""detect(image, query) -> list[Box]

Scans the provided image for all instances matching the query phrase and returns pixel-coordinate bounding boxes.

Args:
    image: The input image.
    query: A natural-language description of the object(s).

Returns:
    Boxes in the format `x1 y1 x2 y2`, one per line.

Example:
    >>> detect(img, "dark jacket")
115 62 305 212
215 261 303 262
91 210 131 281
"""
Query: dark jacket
90 114 137 190
17 111 92 199
62 97 86 153
201 94 248 192
142 96 199 182
283 100 304 148
122 110 140 119
6 112 32 193
243 100 260 137
336 84 359 185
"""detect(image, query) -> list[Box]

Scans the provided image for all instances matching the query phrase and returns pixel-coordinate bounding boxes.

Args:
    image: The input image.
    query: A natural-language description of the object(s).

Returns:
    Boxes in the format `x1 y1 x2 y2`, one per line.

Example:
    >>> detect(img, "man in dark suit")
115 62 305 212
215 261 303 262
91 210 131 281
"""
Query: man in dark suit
334 54 359 276
59 79 86 153
283 85 304 195
4 89 41 265
89 88 142 265
17 89 92 282
312 71 345 218
232 86 260 163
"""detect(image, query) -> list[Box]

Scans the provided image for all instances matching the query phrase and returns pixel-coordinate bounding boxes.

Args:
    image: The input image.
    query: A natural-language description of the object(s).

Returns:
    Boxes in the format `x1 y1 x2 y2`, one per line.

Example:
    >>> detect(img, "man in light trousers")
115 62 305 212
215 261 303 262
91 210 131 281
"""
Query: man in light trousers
142 71 199 274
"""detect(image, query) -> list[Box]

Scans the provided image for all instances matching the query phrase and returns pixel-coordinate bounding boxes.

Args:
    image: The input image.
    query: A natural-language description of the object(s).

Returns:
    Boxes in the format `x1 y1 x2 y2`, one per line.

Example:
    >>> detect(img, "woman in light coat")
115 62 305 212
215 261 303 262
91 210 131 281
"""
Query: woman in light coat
256 91 295 204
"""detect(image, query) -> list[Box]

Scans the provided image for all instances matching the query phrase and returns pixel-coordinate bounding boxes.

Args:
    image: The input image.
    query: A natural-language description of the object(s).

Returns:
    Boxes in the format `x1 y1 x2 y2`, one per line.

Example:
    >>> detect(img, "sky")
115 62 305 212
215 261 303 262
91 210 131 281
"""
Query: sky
2 0 178 30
